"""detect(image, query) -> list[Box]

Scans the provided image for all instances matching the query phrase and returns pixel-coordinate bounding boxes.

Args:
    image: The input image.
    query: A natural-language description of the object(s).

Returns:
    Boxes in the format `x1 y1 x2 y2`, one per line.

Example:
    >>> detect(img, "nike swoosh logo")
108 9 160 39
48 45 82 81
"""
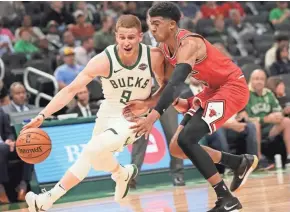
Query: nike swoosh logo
35 201 46 211
239 165 248 179
224 203 238 211
114 68 123 73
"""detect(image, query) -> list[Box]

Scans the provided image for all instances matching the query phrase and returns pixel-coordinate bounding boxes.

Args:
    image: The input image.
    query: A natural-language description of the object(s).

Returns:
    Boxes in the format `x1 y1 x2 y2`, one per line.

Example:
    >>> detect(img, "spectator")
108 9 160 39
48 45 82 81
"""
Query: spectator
267 77 290 117
68 10 95 40
2 82 35 114
220 1 245 18
59 31 77 54
74 37 95 66
245 69 290 162
54 47 84 89
227 9 255 56
43 1 74 30
14 29 39 57
93 15 115 53
0 80 10 106
0 107 33 203
46 21 62 51
0 34 13 58
265 34 289 70
0 2 25 26
178 2 202 25
75 1 101 28
0 107 14 204
270 46 290 76
15 15 45 43
269 2 290 26
208 15 227 41
201 2 223 19
66 86 99 117
0 18 15 42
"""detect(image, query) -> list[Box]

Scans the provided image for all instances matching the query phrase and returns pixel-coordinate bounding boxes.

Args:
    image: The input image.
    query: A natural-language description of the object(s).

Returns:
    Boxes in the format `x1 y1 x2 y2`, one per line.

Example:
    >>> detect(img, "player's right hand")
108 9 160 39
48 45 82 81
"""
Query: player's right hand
21 114 44 133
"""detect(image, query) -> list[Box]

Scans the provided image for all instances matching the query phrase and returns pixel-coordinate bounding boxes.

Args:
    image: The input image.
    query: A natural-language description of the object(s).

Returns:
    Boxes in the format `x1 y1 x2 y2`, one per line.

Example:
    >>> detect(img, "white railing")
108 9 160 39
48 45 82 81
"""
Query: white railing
23 67 59 107
0 58 5 81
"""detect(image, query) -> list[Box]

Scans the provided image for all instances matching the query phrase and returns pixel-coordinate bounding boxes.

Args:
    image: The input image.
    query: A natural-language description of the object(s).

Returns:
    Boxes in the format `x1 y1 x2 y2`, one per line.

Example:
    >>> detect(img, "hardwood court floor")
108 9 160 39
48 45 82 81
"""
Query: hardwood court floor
5 170 290 212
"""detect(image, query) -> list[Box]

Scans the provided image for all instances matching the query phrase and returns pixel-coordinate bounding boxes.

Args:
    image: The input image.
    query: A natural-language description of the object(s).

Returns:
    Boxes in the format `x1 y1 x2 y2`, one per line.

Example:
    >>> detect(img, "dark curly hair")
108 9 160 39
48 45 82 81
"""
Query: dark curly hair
149 2 181 23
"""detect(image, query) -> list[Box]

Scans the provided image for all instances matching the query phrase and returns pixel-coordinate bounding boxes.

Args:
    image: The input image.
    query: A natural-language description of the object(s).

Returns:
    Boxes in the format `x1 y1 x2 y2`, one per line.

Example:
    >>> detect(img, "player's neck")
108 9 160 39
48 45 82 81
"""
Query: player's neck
117 46 139 67
165 28 179 54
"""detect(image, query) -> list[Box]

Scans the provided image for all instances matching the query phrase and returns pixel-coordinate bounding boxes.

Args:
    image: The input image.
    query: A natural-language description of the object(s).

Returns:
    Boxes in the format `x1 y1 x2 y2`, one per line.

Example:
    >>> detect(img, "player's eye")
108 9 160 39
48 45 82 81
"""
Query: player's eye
128 36 135 40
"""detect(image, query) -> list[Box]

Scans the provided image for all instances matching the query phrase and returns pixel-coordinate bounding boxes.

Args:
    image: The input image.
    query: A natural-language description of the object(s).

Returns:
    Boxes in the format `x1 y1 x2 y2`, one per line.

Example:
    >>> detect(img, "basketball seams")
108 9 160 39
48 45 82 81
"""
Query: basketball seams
19 131 51 141
16 144 52 147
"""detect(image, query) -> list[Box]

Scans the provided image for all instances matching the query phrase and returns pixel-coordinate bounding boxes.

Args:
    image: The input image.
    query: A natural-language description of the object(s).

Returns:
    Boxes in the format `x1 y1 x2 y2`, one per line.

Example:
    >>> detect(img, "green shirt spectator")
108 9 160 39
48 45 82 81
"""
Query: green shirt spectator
93 15 115 53
269 2 290 25
14 29 39 56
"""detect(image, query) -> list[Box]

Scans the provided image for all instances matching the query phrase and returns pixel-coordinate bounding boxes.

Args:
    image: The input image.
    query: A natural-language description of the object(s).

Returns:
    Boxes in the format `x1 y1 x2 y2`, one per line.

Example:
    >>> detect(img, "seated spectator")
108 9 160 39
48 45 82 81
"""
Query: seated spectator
0 34 13 58
54 47 84 89
66 86 99 117
59 31 77 54
0 17 15 42
220 1 245 18
267 77 290 117
265 34 289 70
269 2 290 26
75 2 101 28
74 37 95 66
208 15 227 41
178 1 202 25
14 29 39 58
15 15 45 44
245 69 290 163
0 80 10 106
201 2 223 19
227 9 255 56
2 82 35 114
42 1 74 31
0 107 33 203
46 21 62 51
94 15 115 53
269 46 290 76
68 10 95 40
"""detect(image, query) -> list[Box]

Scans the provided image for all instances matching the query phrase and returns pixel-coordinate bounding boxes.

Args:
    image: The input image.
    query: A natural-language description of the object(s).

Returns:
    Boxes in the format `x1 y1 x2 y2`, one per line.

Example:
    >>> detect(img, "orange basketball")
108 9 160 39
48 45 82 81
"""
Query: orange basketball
16 128 52 164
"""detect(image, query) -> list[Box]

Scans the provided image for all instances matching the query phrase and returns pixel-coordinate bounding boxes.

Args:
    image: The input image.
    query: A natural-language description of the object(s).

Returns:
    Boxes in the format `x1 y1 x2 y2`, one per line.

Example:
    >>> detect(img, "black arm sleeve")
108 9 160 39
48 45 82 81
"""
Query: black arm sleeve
154 63 192 116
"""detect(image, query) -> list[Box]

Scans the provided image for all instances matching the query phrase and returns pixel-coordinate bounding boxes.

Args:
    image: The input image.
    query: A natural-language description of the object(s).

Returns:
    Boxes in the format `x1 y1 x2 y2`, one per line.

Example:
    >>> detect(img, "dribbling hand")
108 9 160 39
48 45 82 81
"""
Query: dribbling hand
21 114 45 133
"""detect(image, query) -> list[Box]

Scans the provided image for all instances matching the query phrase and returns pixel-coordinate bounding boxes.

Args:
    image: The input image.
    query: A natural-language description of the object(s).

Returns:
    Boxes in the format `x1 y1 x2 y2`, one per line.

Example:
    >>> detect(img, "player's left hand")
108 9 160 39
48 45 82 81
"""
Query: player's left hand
124 100 150 117
130 109 160 139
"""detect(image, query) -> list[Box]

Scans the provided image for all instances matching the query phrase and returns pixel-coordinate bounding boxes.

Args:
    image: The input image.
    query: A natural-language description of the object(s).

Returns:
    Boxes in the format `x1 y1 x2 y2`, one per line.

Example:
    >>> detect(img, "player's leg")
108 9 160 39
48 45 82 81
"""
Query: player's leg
177 109 242 211
25 127 137 211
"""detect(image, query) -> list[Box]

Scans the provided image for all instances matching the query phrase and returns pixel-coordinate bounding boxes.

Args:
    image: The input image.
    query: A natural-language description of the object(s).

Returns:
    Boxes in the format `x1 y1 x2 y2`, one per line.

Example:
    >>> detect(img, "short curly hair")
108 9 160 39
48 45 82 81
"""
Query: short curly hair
149 2 181 23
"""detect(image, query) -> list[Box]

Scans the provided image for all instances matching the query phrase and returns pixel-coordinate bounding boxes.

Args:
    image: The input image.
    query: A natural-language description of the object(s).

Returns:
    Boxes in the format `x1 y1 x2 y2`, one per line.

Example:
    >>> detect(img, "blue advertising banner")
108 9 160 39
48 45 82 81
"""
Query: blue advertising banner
35 118 192 184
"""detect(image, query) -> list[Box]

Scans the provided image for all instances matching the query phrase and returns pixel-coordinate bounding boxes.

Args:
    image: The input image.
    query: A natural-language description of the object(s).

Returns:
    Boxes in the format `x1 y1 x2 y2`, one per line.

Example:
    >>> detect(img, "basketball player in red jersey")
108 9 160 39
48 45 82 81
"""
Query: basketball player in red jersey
127 2 258 212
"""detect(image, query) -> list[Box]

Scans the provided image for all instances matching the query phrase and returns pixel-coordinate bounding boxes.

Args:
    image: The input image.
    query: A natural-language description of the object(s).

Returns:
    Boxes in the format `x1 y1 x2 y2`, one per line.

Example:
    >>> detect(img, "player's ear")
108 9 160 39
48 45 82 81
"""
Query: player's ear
169 20 176 31
139 32 143 42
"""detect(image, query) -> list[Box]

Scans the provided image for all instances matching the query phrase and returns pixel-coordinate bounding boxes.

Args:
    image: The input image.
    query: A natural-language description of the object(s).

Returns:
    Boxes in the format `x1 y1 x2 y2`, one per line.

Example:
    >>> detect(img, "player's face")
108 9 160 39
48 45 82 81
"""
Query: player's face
150 16 174 42
116 27 143 57
251 71 266 92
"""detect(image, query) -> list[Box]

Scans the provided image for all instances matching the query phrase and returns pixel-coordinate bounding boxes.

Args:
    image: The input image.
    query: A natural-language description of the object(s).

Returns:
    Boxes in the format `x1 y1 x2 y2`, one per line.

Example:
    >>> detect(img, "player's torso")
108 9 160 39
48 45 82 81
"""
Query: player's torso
160 29 243 89
98 43 152 118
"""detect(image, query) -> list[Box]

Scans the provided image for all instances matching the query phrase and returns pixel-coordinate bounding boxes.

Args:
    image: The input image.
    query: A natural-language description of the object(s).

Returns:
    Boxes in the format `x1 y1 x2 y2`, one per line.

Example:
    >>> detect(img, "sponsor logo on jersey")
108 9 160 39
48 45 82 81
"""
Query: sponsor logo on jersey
138 63 148 71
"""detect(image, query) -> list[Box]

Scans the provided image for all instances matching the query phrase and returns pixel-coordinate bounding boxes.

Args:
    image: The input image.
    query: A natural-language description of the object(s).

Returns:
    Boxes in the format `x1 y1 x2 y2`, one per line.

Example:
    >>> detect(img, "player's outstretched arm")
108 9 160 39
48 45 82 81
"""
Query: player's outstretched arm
130 39 200 137
22 52 110 130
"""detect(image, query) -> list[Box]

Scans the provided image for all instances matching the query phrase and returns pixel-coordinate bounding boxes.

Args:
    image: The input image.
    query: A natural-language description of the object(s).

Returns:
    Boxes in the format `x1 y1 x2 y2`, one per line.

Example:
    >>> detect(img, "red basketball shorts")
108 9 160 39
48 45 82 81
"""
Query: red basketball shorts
186 77 249 134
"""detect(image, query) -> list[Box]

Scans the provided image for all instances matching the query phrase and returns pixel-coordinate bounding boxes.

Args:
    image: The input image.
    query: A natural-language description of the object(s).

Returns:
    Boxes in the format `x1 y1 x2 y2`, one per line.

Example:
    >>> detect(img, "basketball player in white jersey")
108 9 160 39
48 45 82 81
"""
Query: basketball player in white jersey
23 15 165 211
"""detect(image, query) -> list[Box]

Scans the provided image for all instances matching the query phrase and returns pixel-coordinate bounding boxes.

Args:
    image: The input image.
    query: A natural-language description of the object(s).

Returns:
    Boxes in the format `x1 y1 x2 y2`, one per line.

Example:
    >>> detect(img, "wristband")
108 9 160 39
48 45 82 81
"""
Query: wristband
38 113 46 119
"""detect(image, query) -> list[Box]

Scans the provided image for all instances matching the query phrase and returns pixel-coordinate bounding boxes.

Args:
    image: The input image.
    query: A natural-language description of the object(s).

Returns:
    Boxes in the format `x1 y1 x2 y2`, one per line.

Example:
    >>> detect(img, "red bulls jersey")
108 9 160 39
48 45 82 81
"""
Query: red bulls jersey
159 29 244 89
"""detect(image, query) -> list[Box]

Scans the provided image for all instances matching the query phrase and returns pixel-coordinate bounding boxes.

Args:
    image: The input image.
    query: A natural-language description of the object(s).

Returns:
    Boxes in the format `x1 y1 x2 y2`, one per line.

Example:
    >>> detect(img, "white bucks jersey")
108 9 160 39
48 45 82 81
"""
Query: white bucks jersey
97 43 152 118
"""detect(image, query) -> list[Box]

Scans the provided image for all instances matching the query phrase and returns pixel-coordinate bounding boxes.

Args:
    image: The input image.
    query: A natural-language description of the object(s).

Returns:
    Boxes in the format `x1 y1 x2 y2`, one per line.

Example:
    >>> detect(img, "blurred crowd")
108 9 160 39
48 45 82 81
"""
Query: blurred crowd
1 1 290 204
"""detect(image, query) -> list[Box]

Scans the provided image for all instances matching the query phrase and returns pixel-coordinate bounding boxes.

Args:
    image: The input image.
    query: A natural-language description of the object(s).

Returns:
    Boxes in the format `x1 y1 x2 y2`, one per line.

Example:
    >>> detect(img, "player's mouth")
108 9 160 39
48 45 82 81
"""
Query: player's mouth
124 47 132 52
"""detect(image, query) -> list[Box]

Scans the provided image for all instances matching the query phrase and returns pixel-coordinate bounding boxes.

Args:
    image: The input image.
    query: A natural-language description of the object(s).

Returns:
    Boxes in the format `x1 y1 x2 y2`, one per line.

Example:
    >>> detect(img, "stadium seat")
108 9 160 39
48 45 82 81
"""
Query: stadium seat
241 63 262 82
234 56 256 67
195 19 214 35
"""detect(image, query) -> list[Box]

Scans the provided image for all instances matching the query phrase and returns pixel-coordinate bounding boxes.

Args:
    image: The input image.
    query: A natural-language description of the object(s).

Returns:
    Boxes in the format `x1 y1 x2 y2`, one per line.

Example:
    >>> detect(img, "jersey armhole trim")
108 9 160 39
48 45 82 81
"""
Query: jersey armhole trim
147 46 153 77
104 49 113 79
